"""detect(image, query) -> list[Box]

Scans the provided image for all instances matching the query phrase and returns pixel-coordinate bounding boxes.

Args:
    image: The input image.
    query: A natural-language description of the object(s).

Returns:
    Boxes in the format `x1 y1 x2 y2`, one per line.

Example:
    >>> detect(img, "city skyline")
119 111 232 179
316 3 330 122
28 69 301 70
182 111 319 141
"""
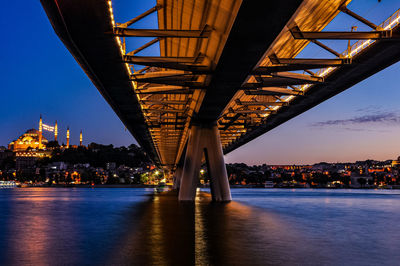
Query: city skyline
1 0 400 165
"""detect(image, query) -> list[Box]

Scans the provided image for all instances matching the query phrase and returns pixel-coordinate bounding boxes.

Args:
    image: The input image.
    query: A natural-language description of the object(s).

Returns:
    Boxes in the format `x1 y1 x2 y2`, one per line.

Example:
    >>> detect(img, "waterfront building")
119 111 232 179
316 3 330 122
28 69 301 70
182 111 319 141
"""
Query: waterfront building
107 162 116 171
0 147 14 167
15 150 50 170
392 156 400 167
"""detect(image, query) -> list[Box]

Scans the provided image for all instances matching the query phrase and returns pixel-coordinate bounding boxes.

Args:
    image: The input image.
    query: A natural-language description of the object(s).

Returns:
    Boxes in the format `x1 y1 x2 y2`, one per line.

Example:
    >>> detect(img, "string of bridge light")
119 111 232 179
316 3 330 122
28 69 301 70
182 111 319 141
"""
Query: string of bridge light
107 0 166 160
107 1 139 95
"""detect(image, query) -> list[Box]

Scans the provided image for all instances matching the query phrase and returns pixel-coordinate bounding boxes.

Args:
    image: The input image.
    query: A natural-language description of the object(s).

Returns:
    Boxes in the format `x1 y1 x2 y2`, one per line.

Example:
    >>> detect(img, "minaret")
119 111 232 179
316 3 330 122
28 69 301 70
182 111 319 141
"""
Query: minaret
66 127 70 148
54 121 58 142
80 130 83 146
39 115 43 148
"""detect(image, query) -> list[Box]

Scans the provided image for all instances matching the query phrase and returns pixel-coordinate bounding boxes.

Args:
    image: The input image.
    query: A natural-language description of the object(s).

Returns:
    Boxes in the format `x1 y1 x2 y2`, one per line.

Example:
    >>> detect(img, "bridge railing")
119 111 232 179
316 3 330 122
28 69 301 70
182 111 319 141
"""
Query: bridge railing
305 8 400 90
278 9 400 106
340 8 400 59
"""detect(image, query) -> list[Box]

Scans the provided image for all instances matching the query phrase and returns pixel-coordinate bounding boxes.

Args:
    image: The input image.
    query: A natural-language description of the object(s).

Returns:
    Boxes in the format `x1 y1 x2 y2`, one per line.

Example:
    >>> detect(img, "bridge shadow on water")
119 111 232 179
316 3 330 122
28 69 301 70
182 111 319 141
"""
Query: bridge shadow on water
108 190 317 266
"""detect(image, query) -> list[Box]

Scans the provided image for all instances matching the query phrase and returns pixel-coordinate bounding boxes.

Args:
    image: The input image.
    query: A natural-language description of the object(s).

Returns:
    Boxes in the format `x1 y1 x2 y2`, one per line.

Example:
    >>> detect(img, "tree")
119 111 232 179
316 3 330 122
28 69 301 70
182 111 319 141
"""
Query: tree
47 141 60 149
140 172 149 184
0 156 15 170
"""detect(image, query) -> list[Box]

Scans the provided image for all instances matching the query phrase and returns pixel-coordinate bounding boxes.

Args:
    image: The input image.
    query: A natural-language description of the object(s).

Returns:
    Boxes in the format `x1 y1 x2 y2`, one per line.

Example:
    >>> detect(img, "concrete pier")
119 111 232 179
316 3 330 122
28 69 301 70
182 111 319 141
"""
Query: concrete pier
179 124 231 202
173 166 183 189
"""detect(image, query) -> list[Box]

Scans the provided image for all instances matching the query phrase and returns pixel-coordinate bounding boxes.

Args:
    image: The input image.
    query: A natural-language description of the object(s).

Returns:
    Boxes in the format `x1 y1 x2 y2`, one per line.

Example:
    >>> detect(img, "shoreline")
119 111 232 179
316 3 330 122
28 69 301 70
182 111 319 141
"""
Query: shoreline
11 184 400 189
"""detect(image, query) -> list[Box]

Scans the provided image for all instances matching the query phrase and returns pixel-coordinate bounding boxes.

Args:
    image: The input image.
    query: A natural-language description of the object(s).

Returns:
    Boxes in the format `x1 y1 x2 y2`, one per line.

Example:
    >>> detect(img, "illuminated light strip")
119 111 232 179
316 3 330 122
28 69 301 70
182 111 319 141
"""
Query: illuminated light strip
42 124 55 132
108 0 189 160
264 9 400 113
107 1 155 135
107 0 186 158
108 1 149 124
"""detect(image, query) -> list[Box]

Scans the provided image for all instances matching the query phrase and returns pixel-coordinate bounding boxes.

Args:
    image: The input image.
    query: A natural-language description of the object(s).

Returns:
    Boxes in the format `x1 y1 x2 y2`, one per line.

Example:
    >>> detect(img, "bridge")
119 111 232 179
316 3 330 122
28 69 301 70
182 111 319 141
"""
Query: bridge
40 0 400 201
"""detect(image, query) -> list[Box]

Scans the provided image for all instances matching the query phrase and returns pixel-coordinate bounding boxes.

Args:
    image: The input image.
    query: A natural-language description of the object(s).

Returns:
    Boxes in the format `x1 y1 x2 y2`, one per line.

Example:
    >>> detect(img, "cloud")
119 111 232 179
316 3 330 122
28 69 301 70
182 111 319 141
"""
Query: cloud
354 105 382 114
311 111 400 128
340 127 389 133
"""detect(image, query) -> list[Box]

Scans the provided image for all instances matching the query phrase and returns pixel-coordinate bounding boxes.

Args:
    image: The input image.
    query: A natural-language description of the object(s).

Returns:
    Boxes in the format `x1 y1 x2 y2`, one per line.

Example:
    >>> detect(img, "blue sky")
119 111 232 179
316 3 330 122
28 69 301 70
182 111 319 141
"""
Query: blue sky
0 0 399 164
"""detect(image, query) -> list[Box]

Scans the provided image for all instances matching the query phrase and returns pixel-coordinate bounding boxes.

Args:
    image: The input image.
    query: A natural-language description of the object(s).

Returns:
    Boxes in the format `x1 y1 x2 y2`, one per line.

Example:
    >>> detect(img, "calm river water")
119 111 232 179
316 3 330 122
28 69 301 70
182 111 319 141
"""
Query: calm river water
0 188 399 265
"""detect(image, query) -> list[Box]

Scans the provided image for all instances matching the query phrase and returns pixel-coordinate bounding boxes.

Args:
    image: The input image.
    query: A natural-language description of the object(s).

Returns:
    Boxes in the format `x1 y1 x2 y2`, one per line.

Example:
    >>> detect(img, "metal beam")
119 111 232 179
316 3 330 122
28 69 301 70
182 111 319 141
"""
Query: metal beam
147 116 187 121
235 99 288 106
310 40 341 57
127 38 160 55
148 122 186 127
132 73 200 84
219 113 242 130
303 69 315 76
135 79 204 87
218 122 248 126
147 120 186 124
118 5 162 28
271 71 324 82
136 86 190 92
253 64 338 74
229 109 273 114
114 28 211 38
131 70 189 79
125 55 202 64
141 100 188 105
134 66 150 74
137 89 194 95
243 88 302 96
269 56 351 65
144 109 186 113
151 129 184 132
290 29 392 40
134 76 196 82
243 76 321 87
339 5 380 30
220 130 247 133
126 59 209 72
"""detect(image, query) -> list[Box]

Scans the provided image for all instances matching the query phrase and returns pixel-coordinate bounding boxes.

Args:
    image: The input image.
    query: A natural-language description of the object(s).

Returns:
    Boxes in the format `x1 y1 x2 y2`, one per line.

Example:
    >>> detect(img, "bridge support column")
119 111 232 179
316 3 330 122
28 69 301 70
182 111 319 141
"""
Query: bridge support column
173 166 183 189
179 124 231 202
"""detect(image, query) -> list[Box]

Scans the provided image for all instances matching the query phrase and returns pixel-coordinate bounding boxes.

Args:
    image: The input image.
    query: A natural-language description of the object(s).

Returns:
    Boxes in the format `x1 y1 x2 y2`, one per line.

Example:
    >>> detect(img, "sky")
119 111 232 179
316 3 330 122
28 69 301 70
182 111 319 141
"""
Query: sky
0 0 399 165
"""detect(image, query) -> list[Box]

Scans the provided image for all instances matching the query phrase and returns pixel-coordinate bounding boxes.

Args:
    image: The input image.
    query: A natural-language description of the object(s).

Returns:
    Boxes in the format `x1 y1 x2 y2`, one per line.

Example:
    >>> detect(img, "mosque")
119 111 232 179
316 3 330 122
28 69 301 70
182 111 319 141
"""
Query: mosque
8 128 48 151
8 116 84 152
8 116 84 170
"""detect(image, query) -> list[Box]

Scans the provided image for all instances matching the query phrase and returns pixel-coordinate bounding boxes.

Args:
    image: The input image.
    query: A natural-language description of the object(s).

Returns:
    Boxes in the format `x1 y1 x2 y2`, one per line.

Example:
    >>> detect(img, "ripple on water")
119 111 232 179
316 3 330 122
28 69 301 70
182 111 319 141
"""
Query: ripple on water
0 188 399 265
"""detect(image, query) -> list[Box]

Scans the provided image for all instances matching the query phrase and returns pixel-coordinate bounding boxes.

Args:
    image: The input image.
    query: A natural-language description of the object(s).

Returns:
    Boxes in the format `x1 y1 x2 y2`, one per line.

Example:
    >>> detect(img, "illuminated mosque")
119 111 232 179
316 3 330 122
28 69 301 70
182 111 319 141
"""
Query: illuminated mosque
7 116 84 170
8 116 84 152
8 128 49 151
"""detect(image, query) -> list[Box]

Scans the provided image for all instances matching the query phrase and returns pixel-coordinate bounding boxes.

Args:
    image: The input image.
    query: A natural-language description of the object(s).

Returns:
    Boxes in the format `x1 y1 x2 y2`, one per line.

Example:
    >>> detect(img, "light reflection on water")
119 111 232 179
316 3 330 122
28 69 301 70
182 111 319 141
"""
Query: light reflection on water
0 188 399 265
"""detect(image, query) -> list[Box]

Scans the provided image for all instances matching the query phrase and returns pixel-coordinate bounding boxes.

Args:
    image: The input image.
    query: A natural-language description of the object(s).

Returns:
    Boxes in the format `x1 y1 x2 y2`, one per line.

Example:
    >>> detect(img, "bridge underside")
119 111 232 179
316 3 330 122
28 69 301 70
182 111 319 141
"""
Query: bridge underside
224 34 400 153
41 0 400 201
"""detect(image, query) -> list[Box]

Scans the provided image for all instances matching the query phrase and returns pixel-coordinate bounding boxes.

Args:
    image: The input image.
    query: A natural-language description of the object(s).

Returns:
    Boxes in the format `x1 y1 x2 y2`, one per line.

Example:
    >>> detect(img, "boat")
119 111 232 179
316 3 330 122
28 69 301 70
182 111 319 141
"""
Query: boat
0 181 17 188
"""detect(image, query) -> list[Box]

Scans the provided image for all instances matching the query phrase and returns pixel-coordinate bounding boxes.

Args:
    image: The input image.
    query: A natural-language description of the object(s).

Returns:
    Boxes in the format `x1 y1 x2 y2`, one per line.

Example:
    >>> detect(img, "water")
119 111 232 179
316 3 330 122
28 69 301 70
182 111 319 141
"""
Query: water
0 188 399 265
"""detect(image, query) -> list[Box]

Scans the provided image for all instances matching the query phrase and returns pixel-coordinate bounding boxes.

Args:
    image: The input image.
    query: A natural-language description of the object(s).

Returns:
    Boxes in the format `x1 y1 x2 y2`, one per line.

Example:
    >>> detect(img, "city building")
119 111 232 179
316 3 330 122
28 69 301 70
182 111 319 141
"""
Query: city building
0 147 14 167
392 156 400 167
15 150 50 170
